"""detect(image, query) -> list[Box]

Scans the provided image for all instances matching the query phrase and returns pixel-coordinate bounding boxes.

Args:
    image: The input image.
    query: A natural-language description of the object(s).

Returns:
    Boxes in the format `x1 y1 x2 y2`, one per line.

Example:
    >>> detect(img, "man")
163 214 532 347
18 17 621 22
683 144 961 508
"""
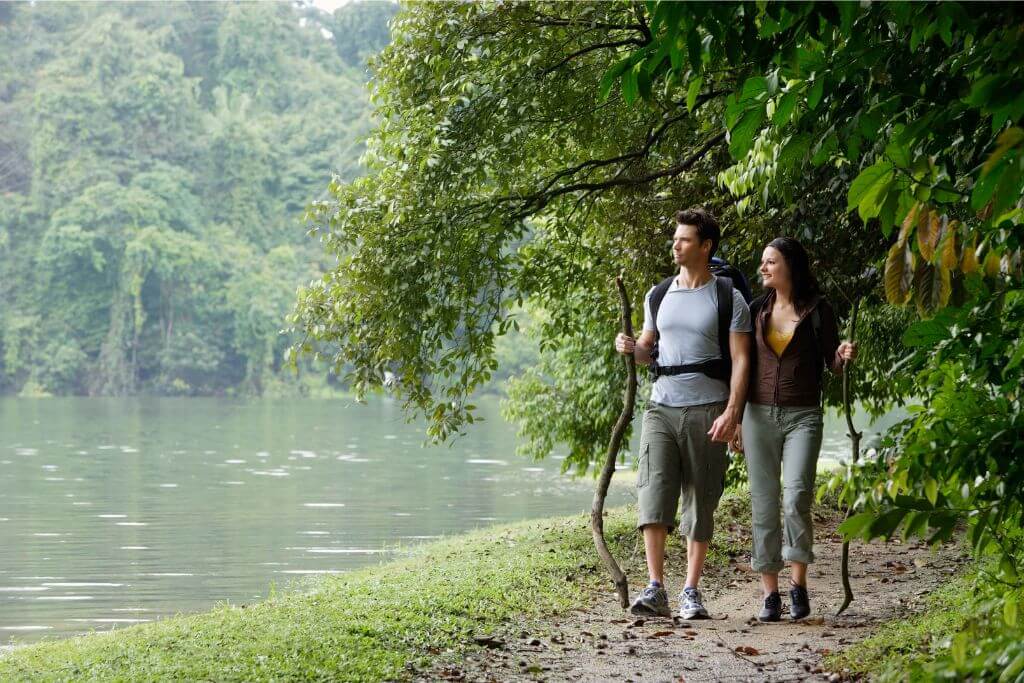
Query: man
614 207 751 620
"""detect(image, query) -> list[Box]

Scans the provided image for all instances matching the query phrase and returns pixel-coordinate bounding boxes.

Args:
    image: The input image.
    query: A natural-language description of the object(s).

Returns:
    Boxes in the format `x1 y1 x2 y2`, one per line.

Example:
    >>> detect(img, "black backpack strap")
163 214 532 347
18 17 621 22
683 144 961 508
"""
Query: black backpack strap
715 276 734 379
648 276 675 362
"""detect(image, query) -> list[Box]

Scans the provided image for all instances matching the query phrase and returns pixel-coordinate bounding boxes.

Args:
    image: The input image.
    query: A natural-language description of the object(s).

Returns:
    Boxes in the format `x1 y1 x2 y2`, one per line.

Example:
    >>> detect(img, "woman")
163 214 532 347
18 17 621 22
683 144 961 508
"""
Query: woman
731 237 857 622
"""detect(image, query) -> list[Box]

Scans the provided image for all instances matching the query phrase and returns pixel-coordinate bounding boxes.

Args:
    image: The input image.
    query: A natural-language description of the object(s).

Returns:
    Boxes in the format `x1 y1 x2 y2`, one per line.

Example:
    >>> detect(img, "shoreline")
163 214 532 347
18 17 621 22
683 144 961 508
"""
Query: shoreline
0 492 969 682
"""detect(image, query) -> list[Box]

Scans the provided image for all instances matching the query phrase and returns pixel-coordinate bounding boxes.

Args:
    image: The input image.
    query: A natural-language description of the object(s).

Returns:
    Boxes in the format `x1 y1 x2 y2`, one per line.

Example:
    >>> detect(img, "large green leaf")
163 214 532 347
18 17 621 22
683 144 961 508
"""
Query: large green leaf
847 161 894 212
728 106 765 158
902 319 948 347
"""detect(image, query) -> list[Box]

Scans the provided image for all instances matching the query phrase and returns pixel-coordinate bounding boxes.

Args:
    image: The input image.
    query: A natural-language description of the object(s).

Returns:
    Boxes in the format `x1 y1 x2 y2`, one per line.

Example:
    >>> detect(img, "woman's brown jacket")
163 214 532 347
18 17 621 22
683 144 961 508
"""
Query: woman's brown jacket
748 289 844 407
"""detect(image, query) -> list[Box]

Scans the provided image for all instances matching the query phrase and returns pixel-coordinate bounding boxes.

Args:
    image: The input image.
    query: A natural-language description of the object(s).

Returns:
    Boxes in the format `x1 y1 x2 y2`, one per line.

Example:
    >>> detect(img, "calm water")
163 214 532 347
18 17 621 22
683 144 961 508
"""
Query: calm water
0 397 900 645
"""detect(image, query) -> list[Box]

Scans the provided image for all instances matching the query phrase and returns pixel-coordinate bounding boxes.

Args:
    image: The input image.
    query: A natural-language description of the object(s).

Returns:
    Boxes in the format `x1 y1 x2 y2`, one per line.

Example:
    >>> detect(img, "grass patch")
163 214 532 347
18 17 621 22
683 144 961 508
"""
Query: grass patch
0 492 754 683
825 569 975 678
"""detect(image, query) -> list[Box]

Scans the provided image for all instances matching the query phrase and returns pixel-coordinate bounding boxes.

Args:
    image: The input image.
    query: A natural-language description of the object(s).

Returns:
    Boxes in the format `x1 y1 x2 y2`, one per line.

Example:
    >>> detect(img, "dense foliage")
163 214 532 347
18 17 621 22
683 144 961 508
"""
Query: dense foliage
298 1 1022 675
294 1 889 457
603 1 1024 676
0 1 396 396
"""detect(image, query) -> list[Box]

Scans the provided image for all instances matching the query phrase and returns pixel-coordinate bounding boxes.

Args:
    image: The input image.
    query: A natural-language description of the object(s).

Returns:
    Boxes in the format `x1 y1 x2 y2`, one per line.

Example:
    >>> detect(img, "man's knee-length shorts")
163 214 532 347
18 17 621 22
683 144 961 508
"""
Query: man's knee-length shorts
636 401 729 542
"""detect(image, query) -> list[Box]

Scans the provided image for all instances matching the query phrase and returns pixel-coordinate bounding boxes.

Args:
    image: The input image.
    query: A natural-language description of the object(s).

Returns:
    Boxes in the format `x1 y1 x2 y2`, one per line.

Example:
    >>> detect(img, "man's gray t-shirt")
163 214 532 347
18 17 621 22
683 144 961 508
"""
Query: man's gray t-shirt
642 275 752 407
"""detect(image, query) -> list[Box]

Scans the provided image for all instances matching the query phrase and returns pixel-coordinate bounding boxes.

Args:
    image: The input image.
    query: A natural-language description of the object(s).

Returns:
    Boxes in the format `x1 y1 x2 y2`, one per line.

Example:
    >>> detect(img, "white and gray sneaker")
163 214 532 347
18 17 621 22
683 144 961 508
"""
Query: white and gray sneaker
629 582 671 617
679 587 710 620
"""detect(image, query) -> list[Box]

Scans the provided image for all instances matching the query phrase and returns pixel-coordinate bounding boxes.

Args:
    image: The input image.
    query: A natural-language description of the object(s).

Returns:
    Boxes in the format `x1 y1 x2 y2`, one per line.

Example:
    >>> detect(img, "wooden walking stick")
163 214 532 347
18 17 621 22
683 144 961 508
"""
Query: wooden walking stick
591 275 634 608
836 298 862 616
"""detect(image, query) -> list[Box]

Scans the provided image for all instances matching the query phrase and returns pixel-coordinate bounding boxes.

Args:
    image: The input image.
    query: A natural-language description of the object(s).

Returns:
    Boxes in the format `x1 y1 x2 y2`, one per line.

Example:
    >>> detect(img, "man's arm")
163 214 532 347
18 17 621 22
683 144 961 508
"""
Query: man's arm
615 329 657 365
707 331 751 442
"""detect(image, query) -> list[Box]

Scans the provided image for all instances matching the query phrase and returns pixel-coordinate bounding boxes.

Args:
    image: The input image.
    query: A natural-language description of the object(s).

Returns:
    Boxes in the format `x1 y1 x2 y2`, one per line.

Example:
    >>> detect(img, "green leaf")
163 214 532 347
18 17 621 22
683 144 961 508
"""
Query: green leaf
1000 653 1024 683
982 126 1024 177
599 55 635 101
885 140 911 169
966 74 1002 108
902 319 948 347
924 478 938 506
729 107 765 158
773 91 797 126
1006 341 1024 374
836 511 875 539
740 76 768 103
807 76 825 110
858 178 893 222
868 508 907 539
847 161 894 211
1005 597 1019 627
686 75 704 112
622 65 639 105
904 510 930 540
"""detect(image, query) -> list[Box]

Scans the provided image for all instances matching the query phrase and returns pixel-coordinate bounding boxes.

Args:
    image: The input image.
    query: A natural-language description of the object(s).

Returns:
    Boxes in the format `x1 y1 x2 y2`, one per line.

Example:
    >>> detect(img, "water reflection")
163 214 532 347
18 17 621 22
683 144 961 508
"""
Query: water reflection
0 397 627 644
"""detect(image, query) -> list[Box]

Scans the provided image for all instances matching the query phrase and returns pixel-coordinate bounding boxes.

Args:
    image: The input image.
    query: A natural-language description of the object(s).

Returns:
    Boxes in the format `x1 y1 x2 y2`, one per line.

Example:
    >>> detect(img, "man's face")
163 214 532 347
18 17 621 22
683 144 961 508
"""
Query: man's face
672 223 711 267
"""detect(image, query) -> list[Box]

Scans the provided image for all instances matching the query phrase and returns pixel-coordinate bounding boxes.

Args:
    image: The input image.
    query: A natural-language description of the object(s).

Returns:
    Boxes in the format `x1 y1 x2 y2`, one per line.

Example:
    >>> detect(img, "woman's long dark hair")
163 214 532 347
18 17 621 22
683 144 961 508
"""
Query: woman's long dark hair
767 237 821 311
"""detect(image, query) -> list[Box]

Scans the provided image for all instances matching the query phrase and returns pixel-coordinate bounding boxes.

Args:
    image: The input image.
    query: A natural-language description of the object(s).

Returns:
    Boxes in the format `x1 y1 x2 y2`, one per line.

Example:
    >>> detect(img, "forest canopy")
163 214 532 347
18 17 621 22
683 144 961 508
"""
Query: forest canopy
0 0 396 396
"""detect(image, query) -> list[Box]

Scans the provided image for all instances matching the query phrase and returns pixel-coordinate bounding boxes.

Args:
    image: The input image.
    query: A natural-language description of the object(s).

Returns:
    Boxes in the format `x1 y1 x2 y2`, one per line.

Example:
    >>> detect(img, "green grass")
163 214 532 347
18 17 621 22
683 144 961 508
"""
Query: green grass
825 569 975 679
0 495 754 683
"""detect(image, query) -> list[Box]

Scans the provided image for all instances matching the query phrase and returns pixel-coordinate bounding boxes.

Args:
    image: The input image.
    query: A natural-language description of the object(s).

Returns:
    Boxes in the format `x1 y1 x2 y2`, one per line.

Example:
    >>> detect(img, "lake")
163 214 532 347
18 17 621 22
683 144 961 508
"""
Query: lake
0 396 900 645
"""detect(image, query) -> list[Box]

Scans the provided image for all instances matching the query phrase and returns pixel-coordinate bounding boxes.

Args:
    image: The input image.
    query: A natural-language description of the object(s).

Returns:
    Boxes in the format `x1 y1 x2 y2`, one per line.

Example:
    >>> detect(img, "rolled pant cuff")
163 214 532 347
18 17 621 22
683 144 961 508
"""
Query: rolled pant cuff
637 516 678 533
782 549 815 564
751 561 785 574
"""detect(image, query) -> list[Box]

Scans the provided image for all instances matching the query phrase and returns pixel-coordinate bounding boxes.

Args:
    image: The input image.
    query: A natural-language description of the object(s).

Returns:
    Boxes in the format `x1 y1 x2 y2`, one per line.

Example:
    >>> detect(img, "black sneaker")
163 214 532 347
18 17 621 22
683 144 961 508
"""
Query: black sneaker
758 591 782 622
789 583 810 620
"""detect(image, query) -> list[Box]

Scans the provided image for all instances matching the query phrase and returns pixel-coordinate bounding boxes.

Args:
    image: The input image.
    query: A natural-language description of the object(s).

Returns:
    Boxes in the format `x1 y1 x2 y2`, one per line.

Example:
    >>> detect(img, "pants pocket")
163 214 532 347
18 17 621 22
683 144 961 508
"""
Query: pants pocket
637 443 650 488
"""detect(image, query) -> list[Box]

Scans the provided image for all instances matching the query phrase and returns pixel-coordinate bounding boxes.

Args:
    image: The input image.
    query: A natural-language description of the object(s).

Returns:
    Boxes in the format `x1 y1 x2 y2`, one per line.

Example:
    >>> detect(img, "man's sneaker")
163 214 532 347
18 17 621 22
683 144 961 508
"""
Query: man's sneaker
789 583 811 620
758 591 782 622
678 587 710 620
629 583 671 617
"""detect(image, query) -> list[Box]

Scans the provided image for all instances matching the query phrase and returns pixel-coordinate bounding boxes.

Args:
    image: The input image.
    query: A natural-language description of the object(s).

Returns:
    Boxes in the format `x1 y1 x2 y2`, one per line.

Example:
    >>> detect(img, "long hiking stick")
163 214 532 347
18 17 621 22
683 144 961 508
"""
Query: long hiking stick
592 275 634 608
836 298 862 616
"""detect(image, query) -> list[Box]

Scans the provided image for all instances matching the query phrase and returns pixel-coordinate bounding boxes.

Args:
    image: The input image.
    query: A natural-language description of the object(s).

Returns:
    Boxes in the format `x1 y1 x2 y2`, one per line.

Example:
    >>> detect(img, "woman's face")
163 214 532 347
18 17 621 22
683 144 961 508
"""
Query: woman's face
759 246 791 290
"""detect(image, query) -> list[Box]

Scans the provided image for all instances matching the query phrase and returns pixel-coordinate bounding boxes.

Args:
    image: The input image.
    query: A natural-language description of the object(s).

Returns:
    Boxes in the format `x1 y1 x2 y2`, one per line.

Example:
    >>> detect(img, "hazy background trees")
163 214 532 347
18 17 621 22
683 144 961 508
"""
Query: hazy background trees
0 0 396 396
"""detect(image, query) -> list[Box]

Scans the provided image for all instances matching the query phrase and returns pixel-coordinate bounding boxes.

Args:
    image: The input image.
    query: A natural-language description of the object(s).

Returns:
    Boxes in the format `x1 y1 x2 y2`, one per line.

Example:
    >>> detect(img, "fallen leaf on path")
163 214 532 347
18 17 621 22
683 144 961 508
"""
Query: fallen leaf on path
735 645 761 656
803 617 825 626
648 630 675 638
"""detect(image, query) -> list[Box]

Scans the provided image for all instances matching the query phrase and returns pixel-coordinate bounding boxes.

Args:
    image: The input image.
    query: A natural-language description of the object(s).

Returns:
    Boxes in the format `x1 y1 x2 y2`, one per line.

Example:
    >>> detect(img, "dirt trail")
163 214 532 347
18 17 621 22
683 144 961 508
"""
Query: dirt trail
429 508 969 683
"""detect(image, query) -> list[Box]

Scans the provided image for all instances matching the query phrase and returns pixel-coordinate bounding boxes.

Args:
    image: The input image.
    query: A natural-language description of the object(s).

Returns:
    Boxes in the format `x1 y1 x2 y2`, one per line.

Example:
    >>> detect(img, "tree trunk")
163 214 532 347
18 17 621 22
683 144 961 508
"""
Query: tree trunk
592 275 635 609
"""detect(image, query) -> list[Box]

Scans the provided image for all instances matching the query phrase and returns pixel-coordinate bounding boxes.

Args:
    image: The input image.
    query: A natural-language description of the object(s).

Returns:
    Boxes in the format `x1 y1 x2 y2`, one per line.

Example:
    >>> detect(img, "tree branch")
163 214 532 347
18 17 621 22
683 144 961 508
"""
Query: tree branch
541 38 646 75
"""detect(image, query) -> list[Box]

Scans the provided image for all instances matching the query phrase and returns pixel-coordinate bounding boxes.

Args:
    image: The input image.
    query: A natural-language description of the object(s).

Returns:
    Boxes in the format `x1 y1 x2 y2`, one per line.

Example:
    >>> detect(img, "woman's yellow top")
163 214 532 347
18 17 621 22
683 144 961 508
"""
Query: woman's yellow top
767 327 793 357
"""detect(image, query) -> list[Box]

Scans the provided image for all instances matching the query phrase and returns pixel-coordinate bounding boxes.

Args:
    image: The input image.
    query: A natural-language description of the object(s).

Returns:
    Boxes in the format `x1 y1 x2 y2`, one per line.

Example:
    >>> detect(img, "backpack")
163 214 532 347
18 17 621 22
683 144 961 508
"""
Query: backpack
648 274 739 382
749 294 825 375
711 256 752 304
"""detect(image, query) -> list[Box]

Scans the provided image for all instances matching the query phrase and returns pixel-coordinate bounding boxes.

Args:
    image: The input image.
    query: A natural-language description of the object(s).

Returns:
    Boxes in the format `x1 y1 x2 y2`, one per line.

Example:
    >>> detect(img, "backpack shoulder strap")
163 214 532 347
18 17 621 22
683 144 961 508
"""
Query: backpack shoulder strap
715 276 734 363
648 276 675 338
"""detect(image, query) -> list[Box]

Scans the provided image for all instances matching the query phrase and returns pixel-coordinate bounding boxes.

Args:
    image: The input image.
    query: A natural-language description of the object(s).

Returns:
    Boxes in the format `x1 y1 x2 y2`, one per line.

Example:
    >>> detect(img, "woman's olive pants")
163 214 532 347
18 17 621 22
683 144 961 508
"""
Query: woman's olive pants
741 403 823 574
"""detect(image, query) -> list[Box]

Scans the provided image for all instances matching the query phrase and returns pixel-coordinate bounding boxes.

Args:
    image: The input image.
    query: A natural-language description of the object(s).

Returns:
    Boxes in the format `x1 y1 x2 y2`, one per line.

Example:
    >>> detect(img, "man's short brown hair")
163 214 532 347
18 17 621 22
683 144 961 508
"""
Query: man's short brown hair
675 207 720 258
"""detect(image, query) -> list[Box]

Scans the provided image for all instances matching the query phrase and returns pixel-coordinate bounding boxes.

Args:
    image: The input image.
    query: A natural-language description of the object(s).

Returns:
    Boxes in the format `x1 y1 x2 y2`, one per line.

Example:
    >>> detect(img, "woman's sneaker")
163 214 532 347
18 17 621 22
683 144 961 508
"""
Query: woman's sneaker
629 582 671 617
789 583 811 620
679 587 710 620
758 591 782 622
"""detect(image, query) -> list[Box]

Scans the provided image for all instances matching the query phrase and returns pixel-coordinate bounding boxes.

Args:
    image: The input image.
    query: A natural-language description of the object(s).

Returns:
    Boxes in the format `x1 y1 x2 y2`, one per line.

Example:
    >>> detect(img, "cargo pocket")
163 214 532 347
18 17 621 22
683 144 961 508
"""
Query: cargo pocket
637 443 650 488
